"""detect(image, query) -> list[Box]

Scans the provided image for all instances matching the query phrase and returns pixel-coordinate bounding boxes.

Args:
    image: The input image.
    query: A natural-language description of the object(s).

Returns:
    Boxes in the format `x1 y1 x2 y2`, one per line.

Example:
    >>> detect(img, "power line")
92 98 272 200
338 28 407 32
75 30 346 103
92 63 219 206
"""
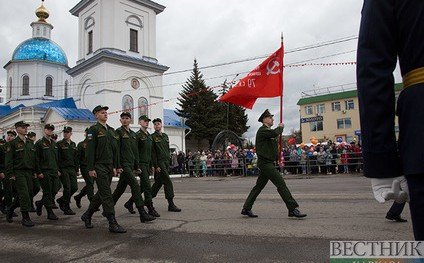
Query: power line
1 35 358 90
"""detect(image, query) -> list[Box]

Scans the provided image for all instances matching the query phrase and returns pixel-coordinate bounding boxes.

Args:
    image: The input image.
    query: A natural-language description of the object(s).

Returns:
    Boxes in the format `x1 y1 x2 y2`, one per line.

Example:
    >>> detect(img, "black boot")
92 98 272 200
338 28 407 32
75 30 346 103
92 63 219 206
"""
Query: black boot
241 208 258 218
146 202 160 217
288 208 307 218
35 200 43 216
124 199 136 214
57 198 65 212
106 214 126 233
74 194 82 209
81 209 94 229
46 207 59 220
6 203 17 223
167 199 181 212
64 203 76 215
21 211 35 227
137 206 156 223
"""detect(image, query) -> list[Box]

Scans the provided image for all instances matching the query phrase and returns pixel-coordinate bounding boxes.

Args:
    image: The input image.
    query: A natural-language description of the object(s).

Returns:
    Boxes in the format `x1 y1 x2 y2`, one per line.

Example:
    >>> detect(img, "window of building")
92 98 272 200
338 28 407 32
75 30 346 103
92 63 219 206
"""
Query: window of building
345 100 354 110
332 101 341 111
0 97 3 103
122 95 134 124
8 77 12 99
316 104 325 115
88 31 93 54
305 105 313 115
138 97 148 118
22 75 29 96
45 76 53 96
337 118 352 129
310 121 323 132
64 80 68 98
130 29 138 52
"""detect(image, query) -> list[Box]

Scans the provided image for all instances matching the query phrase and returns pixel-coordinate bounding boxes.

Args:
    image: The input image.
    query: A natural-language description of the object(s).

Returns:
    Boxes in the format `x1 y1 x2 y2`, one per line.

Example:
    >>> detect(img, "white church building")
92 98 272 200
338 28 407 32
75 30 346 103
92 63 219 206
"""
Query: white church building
0 0 187 152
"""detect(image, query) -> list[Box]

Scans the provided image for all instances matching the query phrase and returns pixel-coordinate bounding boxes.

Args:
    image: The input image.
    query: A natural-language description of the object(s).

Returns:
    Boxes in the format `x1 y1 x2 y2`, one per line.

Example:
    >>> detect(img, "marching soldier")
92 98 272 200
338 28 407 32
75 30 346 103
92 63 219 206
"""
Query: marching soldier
241 110 306 218
0 130 17 215
34 124 59 220
56 126 78 215
26 131 39 213
0 137 7 214
112 112 155 222
5 121 36 226
50 132 61 209
80 105 126 233
124 115 160 217
151 118 181 212
74 128 94 208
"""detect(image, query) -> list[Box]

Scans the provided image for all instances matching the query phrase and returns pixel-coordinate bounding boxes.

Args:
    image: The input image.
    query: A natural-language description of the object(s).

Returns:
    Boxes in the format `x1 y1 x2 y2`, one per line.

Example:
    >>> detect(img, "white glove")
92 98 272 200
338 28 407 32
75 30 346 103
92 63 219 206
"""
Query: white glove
371 176 409 203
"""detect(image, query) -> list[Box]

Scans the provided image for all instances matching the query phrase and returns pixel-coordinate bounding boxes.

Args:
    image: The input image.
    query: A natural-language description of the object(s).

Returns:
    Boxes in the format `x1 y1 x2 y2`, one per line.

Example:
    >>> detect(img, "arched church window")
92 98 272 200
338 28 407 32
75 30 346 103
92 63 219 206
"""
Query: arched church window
22 75 29 96
138 97 148 118
45 76 53 96
8 77 12 99
64 80 68 98
122 95 134 124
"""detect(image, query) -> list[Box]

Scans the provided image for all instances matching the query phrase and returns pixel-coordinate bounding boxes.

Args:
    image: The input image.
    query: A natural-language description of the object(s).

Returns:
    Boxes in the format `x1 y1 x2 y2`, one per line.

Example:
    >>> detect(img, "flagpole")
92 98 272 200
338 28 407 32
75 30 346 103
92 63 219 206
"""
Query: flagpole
279 32 284 166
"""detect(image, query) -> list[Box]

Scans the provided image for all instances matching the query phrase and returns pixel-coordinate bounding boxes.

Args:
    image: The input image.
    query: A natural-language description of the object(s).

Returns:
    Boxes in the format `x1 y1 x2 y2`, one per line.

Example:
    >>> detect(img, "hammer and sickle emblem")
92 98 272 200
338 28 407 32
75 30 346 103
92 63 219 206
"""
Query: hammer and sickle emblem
266 59 281 75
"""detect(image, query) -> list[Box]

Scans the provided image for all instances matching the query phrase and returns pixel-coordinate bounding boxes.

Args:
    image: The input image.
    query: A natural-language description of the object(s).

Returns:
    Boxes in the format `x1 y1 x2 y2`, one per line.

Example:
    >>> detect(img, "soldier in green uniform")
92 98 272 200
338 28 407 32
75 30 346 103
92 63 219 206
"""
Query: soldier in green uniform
34 124 59 220
26 131 39 213
0 137 7 214
5 121 36 227
151 118 181 212
241 110 307 218
50 132 61 209
80 105 126 233
56 126 78 215
74 128 94 208
112 112 155 222
0 131 17 216
124 115 160 217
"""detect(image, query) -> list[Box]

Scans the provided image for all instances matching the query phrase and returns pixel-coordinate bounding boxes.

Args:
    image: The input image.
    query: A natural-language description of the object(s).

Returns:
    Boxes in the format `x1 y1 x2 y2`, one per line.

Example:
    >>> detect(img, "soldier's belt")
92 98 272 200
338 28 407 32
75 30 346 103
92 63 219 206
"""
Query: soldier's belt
403 67 424 89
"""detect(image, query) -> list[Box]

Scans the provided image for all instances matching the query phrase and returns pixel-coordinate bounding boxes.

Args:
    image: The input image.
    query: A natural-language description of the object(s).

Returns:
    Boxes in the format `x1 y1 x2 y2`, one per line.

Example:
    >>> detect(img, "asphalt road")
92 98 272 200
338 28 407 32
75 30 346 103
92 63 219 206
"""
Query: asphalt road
0 174 414 262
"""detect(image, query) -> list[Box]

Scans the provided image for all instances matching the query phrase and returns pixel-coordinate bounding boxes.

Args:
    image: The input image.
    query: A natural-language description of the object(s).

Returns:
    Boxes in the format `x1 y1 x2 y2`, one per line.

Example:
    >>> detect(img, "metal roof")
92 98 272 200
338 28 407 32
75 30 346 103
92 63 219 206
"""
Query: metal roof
36 98 77 109
49 107 96 121
297 83 403 105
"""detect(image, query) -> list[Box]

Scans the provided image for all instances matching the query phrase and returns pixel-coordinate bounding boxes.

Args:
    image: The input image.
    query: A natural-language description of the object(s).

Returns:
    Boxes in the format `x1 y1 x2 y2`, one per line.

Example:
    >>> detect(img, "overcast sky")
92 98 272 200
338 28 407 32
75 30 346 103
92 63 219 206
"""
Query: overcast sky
0 0 402 141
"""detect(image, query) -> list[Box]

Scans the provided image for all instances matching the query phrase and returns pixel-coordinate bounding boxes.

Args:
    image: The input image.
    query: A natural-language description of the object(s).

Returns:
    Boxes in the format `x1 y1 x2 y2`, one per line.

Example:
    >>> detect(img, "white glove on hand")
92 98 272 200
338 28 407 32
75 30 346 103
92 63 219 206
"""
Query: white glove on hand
371 176 409 203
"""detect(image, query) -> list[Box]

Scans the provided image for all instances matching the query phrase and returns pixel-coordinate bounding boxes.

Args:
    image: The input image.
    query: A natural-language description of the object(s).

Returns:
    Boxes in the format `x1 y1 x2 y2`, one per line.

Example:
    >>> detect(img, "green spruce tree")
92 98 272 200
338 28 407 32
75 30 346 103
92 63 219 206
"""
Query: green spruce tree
177 59 226 147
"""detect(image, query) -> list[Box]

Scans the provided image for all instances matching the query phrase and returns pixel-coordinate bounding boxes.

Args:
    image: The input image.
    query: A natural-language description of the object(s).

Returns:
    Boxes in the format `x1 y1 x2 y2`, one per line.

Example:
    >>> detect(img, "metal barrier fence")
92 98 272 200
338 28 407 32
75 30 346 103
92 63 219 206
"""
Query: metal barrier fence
170 152 363 177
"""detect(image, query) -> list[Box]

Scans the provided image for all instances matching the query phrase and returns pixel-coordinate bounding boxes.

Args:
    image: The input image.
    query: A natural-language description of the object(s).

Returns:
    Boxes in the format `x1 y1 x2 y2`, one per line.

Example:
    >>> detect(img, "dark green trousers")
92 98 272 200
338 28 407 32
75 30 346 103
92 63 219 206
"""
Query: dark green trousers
39 170 57 208
89 164 115 216
79 166 94 201
1 177 14 207
243 161 298 211
31 176 40 204
152 161 174 199
59 167 78 204
139 163 153 204
51 174 61 201
113 165 144 207
14 170 33 212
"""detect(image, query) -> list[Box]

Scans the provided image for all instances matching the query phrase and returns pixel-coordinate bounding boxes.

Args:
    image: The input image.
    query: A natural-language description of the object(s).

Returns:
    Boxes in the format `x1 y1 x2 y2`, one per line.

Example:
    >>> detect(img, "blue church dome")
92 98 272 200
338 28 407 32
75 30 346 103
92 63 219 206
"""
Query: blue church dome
12 38 68 66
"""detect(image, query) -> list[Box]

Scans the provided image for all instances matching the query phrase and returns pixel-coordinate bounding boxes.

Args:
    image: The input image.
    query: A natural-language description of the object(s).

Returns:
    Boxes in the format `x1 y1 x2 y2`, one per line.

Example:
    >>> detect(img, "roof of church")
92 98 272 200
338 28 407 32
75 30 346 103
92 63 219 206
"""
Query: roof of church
48 107 96 122
12 38 68 66
70 0 166 16
67 49 169 76
163 109 189 128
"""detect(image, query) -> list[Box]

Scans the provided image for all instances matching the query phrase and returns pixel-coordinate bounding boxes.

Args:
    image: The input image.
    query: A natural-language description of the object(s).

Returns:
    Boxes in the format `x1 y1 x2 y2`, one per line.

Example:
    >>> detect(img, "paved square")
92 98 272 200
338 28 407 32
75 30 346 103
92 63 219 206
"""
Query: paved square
0 174 413 262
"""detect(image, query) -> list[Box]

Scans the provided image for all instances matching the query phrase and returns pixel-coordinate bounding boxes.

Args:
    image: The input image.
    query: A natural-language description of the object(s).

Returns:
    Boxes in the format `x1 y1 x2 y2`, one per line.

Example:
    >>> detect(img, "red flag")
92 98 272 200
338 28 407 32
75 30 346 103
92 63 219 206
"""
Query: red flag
219 46 284 109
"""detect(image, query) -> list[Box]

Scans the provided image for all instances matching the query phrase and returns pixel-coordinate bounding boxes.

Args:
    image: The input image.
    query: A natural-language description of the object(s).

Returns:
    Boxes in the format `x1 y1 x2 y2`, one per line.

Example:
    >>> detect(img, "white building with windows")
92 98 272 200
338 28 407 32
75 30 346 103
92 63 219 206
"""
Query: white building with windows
0 0 185 150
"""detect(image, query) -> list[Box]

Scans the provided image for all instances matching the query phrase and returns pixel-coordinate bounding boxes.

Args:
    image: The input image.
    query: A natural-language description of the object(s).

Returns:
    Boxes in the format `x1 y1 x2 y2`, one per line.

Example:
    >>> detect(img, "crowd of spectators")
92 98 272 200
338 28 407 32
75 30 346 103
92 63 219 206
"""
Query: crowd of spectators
170 141 363 177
